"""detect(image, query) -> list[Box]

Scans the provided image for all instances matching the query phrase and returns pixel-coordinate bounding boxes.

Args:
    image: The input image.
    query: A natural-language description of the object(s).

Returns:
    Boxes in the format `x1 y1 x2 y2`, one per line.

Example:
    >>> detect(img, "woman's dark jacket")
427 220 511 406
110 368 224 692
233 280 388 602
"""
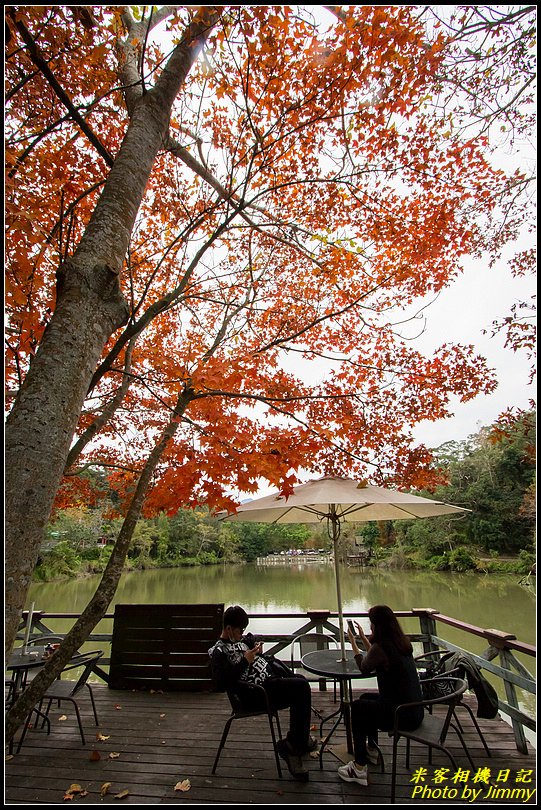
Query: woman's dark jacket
356 639 424 729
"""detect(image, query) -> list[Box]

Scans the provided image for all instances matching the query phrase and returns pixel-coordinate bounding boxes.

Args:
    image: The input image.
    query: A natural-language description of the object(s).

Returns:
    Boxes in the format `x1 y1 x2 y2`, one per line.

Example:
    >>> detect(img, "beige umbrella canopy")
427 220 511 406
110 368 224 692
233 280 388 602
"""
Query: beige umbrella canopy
222 475 469 658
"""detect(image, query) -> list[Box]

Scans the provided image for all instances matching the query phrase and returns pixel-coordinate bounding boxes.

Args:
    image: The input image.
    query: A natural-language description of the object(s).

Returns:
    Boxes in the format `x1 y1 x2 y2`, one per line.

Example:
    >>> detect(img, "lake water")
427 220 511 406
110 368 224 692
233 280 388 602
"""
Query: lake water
27 562 535 738
27 562 536 647
27 562 536 744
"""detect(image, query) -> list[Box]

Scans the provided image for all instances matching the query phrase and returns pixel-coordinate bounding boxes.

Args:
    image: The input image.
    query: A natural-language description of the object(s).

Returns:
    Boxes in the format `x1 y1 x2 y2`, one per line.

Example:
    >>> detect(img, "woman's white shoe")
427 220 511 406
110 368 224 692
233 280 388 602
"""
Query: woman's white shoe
337 761 368 786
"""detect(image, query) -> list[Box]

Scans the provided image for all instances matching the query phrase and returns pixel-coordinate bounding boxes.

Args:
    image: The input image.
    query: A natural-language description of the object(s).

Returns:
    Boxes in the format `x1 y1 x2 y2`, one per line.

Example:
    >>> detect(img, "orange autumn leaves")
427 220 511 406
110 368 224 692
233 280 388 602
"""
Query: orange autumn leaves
5 6 515 511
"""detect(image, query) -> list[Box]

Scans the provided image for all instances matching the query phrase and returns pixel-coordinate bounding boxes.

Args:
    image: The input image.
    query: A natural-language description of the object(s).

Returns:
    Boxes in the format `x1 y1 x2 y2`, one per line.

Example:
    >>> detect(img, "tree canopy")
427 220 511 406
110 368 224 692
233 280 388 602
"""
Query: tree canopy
6 6 535 502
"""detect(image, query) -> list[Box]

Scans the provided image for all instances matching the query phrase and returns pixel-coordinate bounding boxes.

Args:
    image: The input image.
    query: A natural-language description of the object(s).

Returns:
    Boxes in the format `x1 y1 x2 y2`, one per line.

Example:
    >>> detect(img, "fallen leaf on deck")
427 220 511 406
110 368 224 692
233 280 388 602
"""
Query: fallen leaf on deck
5 755 14 761
59 715 68 721
114 789 129 799
109 752 120 759
89 750 101 761
96 732 110 741
309 750 320 759
174 779 191 792
100 783 112 796
114 704 122 710
159 713 166 718
63 784 87 800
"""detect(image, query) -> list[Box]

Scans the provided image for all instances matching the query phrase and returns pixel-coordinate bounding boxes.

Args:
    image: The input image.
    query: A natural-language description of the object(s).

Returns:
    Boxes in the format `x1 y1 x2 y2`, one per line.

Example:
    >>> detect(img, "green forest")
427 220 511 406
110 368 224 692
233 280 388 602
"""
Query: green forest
37 411 535 581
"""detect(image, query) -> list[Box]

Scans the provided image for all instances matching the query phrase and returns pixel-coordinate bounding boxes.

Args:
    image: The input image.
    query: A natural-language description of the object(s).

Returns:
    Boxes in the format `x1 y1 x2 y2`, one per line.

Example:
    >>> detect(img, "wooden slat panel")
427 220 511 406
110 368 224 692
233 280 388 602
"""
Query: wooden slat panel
116 628 169 642
109 603 223 690
116 629 215 647
107 678 216 692
111 662 213 677
115 651 214 665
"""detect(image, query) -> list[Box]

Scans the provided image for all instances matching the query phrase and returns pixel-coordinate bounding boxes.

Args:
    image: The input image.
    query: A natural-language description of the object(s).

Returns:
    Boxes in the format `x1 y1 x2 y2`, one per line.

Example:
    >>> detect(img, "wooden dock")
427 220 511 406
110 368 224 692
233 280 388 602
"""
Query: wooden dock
5 685 536 804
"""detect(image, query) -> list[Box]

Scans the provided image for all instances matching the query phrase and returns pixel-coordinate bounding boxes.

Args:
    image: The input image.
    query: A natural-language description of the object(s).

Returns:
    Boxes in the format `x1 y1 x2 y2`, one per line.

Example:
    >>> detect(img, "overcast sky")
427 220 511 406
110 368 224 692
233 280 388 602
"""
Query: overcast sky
410 246 535 449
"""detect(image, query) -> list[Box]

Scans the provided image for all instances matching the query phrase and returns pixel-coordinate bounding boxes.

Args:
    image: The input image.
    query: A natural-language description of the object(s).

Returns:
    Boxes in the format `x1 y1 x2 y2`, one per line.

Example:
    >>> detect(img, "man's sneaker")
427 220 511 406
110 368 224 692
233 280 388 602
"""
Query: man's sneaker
337 761 368 786
367 744 380 765
277 739 309 782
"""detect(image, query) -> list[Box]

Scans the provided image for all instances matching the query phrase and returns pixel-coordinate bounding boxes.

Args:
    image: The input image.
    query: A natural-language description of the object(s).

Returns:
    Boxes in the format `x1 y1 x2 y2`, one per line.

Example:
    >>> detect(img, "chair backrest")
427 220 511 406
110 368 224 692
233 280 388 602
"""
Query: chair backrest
58 650 104 697
227 683 270 716
227 688 244 714
290 632 337 665
27 635 64 646
411 676 468 744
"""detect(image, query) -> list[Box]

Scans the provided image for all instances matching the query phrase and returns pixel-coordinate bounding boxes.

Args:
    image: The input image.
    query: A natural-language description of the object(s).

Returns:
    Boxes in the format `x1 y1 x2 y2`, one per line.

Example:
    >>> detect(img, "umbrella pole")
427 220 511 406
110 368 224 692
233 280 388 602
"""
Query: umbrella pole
330 512 354 753
330 514 347 662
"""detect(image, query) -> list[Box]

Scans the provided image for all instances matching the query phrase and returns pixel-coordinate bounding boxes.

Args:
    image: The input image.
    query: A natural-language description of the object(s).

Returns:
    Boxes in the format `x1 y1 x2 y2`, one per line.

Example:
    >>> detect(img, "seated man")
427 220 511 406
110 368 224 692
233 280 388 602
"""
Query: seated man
209 604 315 781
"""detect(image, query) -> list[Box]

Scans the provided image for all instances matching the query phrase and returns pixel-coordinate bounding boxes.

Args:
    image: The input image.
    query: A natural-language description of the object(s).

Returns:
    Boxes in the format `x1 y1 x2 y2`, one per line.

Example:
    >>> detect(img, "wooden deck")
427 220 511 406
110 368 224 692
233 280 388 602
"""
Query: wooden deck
5 685 536 804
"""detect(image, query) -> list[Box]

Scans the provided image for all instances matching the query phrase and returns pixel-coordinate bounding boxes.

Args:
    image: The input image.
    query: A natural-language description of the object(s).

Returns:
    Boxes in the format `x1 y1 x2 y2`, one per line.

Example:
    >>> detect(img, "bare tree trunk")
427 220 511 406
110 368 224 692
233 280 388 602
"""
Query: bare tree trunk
5 8 220 657
6 389 193 742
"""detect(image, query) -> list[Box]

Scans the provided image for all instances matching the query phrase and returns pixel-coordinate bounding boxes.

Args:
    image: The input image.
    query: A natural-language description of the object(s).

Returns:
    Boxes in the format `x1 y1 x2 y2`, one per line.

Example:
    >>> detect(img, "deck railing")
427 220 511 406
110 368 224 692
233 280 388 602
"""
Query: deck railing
16 606 535 753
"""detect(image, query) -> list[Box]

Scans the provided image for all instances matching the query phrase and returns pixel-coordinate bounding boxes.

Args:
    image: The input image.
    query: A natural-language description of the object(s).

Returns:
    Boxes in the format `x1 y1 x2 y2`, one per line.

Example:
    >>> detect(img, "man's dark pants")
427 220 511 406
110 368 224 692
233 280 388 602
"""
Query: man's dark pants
240 675 311 754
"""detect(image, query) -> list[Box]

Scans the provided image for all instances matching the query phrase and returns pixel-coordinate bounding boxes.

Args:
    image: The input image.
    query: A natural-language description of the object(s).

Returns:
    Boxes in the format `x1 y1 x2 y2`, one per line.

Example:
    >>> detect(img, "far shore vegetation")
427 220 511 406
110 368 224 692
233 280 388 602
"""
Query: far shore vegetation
37 412 535 582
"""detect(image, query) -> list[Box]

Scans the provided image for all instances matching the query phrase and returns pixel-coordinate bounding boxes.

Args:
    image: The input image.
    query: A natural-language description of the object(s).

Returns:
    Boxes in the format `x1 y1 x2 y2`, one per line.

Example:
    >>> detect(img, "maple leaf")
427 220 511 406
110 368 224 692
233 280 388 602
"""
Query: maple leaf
63 784 86 800
114 790 130 799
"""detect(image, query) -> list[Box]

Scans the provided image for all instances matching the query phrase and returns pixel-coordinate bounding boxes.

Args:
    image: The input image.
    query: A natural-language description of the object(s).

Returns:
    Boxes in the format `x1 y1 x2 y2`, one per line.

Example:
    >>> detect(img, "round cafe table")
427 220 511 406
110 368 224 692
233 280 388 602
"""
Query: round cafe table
6 646 50 704
301 648 376 766
6 645 56 754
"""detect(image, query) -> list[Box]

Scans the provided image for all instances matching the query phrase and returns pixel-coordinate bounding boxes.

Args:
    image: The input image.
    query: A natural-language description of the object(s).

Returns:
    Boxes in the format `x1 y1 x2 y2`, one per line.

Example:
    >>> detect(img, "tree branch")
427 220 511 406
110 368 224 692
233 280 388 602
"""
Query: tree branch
64 336 137 471
8 10 115 167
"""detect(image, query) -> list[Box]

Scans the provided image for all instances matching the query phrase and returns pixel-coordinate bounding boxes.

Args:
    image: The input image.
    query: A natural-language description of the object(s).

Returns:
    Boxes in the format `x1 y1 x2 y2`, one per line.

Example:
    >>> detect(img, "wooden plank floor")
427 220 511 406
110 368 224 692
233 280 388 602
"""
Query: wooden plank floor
5 685 536 804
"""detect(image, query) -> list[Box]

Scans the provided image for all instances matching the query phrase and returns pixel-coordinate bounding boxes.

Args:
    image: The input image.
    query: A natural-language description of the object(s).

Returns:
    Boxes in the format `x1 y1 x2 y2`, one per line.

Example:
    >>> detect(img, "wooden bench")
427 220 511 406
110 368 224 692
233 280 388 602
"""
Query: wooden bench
109 603 224 691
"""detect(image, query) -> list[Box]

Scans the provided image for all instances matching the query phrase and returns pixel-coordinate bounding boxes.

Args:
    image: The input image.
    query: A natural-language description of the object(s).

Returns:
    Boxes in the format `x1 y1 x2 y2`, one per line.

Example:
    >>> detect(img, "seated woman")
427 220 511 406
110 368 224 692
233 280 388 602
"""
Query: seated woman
338 604 423 786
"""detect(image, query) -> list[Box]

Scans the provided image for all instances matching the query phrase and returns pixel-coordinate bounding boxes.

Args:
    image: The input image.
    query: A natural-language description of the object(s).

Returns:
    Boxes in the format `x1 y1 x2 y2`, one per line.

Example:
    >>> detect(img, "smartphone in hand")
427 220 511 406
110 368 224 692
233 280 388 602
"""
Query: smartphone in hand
347 620 355 636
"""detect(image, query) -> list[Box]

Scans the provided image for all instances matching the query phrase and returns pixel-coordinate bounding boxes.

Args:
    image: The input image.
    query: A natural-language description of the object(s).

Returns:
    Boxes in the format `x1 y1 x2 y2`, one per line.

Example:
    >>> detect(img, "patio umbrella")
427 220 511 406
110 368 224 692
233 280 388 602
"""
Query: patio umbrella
221 475 468 659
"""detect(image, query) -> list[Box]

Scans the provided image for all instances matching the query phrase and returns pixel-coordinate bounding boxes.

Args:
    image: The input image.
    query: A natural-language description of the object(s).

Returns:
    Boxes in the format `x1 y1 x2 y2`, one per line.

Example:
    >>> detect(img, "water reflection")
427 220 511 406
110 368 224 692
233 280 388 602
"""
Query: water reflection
28 565 535 721
28 564 535 645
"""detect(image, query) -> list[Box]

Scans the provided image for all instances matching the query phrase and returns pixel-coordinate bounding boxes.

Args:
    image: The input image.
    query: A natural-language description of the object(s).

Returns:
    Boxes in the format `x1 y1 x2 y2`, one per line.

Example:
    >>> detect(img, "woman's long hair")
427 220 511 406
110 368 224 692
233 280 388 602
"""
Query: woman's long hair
368 604 413 655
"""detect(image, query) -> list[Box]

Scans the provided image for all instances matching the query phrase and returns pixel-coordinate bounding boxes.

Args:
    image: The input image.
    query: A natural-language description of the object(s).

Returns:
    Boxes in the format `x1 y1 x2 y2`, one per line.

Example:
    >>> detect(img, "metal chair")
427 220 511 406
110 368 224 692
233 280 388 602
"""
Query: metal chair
416 649 492 757
290 632 339 702
389 676 474 803
34 650 104 746
6 637 66 753
26 635 65 645
212 683 283 777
